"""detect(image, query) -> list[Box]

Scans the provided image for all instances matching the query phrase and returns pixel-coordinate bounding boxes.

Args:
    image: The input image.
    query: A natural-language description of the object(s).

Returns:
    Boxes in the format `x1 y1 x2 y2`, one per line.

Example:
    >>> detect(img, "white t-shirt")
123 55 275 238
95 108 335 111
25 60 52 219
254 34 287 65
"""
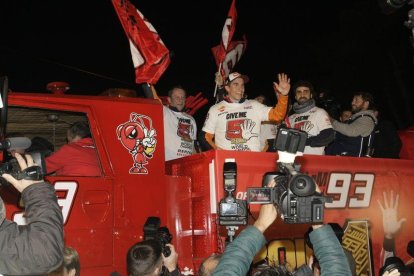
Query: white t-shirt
286 106 332 155
202 100 271 151
163 106 197 161
259 121 278 151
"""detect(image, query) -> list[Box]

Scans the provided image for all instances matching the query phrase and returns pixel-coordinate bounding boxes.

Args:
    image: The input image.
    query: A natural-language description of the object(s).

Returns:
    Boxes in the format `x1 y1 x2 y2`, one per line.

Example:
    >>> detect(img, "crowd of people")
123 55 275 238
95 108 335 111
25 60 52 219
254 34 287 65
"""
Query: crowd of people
0 71 407 275
156 71 402 162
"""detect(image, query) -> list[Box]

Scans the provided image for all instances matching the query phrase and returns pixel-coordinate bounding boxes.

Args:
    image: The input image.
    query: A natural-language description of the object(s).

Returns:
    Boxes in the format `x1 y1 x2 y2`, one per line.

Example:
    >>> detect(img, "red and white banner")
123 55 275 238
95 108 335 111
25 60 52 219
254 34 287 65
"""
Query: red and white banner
212 38 247 79
112 0 170 84
212 0 247 79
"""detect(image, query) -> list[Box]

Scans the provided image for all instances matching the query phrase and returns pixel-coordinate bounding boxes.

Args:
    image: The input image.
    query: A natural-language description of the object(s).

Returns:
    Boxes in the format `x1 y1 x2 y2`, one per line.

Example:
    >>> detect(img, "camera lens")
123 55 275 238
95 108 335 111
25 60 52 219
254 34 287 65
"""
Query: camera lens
289 174 315 196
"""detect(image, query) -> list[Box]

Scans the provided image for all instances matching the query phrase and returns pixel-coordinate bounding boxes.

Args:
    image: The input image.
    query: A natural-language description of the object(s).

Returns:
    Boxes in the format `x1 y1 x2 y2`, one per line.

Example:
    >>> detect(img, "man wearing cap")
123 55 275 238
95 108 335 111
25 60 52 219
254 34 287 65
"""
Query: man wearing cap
200 72 289 151
285 80 335 155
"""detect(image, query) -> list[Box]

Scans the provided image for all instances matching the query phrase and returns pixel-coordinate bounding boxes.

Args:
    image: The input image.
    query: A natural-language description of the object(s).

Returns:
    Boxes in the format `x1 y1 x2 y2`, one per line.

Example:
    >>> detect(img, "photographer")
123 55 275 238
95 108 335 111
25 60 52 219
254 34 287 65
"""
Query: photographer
0 153 64 275
127 239 179 276
213 180 351 276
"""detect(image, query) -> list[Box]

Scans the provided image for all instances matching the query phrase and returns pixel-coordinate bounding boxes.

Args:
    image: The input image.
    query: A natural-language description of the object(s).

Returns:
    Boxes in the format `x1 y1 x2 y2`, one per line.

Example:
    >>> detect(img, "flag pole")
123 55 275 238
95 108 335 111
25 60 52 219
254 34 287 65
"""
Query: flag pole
213 62 223 98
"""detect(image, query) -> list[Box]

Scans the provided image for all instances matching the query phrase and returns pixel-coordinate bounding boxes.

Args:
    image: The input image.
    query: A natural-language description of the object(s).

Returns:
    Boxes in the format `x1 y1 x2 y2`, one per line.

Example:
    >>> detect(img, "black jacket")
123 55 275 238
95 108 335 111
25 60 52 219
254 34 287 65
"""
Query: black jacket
0 182 64 275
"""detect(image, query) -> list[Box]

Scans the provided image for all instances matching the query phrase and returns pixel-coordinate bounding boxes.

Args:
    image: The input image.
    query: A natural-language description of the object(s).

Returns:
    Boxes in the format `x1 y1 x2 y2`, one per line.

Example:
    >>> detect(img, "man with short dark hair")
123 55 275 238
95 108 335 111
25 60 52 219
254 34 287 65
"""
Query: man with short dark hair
200 72 289 151
326 92 377 157
127 239 179 276
46 121 101 176
285 80 334 155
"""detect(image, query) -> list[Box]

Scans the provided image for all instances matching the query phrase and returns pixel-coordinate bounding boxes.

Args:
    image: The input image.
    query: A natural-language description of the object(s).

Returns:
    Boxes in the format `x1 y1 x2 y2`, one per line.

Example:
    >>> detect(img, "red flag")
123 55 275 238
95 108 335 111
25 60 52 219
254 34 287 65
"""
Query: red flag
211 37 247 78
212 0 238 65
222 0 237 51
211 0 246 80
112 0 170 84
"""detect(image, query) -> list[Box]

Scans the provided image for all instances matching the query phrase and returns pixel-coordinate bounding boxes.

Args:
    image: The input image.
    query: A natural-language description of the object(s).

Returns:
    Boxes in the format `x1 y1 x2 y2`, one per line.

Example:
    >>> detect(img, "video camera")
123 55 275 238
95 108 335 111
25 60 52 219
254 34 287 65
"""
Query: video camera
247 128 332 224
0 137 46 186
143 217 173 257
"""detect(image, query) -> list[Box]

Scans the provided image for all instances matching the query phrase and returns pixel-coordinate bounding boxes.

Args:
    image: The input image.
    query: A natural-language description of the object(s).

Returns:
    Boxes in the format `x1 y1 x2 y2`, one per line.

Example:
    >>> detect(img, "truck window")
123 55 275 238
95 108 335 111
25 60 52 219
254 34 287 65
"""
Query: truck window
7 106 102 176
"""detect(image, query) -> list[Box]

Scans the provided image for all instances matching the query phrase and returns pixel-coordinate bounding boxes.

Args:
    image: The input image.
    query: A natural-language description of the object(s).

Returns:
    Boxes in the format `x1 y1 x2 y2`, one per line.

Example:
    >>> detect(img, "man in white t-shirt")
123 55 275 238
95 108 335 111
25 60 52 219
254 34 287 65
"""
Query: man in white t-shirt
200 72 290 151
143 84 197 161
163 86 197 161
285 80 334 155
254 95 278 151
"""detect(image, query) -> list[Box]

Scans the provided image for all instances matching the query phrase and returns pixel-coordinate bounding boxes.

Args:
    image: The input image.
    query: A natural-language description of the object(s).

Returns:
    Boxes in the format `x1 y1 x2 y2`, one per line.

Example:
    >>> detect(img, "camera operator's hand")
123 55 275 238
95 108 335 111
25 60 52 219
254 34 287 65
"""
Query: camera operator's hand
378 191 406 239
312 183 324 230
273 73 290 96
162 244 178 272
2 153 42 193
254 180 278 233
382 269 401 276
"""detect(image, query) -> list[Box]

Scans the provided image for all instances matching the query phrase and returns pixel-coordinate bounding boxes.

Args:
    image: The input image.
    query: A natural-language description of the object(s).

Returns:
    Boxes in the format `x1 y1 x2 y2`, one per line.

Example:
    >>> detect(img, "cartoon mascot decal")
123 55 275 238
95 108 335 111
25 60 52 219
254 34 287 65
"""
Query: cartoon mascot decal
117 112 157 174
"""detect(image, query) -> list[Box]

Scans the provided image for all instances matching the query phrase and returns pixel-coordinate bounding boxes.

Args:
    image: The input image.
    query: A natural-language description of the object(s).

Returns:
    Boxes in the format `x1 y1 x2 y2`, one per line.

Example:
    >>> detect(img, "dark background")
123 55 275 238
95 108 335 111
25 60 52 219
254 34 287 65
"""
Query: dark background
1 0 413 129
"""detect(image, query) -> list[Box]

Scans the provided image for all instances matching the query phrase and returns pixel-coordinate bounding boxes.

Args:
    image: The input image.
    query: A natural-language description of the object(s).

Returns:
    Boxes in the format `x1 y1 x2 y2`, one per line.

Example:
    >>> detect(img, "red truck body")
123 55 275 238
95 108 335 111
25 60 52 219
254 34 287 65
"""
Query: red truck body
1 91 414 275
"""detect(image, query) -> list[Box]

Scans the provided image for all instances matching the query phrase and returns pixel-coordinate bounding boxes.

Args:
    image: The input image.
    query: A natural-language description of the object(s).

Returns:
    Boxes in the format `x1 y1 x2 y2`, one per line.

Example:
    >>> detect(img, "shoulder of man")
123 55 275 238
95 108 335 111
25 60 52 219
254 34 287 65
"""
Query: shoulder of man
351 110 377 123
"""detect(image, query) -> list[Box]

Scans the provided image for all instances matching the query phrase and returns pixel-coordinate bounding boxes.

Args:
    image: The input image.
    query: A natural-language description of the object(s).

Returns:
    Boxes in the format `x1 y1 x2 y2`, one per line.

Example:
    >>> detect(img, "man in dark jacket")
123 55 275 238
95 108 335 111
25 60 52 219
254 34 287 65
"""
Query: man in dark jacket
326 92 377 157
0 153 64 275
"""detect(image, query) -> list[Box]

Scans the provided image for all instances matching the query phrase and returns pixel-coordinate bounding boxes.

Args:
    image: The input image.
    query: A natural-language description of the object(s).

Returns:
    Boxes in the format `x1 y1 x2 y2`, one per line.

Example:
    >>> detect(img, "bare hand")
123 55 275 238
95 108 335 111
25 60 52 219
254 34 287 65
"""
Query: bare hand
2 153 43 193
215 72 224 86
273 73 290 96
312 183 324 230
162 244 178 272
378 191 406 238
254 179 278 233
382 269 401 276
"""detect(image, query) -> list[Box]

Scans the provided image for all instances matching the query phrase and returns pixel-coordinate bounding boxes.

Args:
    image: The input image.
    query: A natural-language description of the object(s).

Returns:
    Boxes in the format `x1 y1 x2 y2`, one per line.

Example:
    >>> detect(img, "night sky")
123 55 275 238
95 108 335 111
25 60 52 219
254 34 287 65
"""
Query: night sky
1 0 413 129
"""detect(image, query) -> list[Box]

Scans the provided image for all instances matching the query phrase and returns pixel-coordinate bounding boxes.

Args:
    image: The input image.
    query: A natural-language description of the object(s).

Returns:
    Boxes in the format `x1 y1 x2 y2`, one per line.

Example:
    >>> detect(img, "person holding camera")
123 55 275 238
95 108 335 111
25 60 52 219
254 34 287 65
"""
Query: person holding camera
127 239 179 276
0 153 64 275
212 180 351 276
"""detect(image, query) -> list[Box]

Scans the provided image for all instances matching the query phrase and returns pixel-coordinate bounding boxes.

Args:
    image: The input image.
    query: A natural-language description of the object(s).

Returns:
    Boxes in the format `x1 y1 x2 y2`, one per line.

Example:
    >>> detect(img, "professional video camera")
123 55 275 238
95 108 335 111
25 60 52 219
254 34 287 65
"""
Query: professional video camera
0 137 46 186
247 128 332 224
143 216 173 257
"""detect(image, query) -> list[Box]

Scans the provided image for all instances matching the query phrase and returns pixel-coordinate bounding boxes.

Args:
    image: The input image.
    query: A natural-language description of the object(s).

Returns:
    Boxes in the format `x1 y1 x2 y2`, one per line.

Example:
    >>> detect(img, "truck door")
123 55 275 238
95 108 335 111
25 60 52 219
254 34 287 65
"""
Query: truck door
3 103 115 273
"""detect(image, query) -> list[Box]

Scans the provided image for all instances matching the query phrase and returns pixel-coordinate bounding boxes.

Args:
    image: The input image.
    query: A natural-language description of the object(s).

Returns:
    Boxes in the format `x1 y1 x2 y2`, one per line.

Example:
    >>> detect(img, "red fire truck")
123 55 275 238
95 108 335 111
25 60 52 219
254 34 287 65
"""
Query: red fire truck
1 78 414 275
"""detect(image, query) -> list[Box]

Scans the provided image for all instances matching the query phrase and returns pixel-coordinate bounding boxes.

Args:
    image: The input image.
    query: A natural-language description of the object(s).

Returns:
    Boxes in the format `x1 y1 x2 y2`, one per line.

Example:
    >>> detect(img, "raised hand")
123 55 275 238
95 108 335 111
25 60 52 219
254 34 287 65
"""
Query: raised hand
254 179 278 233
377 191 407 238
2 153 43 193
240 119 258 141
273 73 291 96
162 244 179 272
